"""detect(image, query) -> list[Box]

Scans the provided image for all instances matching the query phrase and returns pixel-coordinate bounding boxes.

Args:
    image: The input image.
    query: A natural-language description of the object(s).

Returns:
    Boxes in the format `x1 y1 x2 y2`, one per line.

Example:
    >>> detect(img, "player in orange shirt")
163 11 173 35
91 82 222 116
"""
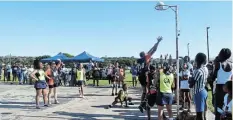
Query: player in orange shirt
138 36 163 113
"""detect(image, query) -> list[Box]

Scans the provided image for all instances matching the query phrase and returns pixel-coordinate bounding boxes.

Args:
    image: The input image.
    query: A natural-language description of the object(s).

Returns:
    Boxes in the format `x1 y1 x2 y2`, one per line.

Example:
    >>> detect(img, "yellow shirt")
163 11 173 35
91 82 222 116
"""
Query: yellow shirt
160 72 174 93
38 69 45 81
76 69 84 80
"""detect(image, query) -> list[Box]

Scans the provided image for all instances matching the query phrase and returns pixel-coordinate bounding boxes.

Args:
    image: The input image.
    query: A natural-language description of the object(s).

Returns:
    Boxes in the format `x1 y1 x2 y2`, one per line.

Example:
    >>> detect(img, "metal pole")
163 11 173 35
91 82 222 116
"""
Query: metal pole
206 27 210 62
175 6 180 116
187 43 190 58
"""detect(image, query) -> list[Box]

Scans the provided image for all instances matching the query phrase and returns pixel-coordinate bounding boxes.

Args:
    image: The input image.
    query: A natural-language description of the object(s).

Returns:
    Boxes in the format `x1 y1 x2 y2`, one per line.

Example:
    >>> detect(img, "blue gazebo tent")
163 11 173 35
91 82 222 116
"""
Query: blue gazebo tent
41 52 69 62
69 51 104 62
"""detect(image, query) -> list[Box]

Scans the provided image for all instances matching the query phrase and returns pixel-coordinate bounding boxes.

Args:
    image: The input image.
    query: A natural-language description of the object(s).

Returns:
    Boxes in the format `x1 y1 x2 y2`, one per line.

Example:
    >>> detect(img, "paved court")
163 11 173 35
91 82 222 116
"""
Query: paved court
0 84 214 120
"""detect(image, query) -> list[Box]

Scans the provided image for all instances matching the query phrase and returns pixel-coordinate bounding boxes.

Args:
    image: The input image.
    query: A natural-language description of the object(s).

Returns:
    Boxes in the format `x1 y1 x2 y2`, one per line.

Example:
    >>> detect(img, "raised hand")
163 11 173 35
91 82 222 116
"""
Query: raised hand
157 36 163 43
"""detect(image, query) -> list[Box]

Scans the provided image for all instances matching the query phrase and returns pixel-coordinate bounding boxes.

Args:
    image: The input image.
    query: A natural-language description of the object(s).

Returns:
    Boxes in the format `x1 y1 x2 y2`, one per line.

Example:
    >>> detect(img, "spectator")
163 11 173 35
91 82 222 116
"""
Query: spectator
92 62 100 87
111 62 120 96
22 65 28 84
179 63 191 112
221 81 232 120
131 63 138 87
12 64 17 83
17 64 22 84
7 63 11 82
27 65 34 85
0 63 2 80
189 53 208 120
107 64 113 85
86 60 94 80
119 66 125 88
213 48 232 120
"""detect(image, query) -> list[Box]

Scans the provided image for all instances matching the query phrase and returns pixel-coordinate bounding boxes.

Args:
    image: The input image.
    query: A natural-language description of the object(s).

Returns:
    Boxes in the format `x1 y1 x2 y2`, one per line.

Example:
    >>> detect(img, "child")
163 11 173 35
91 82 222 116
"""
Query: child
76 63 85 98
179 63 191 112
221 81 232 120
107 84 134 108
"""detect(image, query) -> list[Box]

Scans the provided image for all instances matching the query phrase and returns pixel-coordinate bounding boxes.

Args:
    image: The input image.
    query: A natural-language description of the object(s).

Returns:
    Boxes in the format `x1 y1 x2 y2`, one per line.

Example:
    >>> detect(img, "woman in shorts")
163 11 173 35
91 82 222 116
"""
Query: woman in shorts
179 63 191 112
76 63 85 98
30 60 50 109
45 62 58 104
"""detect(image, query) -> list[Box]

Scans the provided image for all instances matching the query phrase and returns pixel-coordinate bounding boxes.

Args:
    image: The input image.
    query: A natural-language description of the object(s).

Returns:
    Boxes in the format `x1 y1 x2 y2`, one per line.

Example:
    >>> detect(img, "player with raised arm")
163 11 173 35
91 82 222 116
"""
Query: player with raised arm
138 36 162 113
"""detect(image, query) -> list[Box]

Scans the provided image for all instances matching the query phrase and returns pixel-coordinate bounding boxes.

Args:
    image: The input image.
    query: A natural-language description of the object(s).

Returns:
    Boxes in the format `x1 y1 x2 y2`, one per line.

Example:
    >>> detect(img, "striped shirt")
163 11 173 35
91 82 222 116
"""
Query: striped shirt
193 66 208 94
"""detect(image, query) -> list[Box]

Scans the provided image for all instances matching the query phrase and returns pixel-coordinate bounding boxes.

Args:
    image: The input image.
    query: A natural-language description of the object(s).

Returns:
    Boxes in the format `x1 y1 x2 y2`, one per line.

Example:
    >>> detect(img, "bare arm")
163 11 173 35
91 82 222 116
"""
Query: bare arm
147 36 163 56
30 70 39 81
213 61 220 81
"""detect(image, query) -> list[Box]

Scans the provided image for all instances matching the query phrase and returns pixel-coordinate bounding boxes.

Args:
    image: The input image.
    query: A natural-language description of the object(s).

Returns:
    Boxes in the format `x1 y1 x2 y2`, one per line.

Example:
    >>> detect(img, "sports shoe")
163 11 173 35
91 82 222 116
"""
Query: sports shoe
129 103 134 105
54 100 59 104
138 106 144 113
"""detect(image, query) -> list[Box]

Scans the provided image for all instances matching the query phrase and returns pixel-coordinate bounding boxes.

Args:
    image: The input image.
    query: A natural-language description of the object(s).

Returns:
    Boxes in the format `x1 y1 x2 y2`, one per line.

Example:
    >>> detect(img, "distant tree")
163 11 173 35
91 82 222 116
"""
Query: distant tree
35 55 51 61
63 53 74 58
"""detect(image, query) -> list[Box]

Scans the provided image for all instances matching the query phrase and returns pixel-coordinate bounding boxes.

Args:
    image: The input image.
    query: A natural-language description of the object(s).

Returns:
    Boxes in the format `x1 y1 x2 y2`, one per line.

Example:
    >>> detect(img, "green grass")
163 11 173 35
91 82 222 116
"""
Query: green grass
207 91 214 112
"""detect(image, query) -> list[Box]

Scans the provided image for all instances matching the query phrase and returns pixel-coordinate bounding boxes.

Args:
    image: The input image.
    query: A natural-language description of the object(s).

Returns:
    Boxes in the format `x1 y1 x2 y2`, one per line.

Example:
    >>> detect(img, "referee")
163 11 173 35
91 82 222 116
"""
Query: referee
189 53 208 120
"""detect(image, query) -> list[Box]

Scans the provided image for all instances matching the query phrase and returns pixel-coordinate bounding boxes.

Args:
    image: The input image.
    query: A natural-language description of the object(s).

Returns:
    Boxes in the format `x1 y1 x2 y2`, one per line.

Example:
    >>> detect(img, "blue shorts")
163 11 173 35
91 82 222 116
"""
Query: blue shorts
156 92 173 106
194 89 207 112
34 80 47 90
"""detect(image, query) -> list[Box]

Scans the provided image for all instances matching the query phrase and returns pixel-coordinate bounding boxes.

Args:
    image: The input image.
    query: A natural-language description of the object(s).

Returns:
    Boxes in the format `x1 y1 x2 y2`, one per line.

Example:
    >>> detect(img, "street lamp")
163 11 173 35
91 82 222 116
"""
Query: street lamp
206 27 210 62
187 43 190 58
155 1 180 116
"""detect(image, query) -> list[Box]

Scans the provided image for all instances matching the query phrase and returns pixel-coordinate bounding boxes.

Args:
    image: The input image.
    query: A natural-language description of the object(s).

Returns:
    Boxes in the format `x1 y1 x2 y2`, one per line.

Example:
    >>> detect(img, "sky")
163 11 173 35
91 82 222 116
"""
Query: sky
0 1 232 59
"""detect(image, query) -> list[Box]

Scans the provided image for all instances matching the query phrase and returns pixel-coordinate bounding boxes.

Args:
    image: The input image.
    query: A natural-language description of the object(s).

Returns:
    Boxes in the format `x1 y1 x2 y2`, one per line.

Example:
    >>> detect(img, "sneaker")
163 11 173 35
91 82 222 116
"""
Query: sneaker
111 93 114 96
129 103 134 105
124 105 129 108
44 104 49 107
138 106 144 113
54 100 59 104
36 106 40 109
115 93 118 96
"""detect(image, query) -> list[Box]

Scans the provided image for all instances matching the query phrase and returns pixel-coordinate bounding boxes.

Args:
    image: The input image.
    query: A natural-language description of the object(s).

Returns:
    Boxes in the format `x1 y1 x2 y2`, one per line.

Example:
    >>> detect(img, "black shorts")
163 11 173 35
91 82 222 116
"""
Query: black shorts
48 83 59 88
147 92 157 108
181 89 190 92
156 92 173 106
76 80 84 86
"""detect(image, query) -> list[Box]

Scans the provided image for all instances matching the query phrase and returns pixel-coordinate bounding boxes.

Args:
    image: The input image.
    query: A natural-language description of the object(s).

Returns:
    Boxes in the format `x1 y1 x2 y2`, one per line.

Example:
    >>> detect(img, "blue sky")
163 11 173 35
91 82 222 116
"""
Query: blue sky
0 1 231 59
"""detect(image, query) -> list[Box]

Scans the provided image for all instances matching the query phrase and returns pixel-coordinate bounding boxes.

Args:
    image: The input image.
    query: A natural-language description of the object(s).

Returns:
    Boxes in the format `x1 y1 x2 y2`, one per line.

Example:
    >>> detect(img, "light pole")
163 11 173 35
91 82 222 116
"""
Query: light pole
206 27 210 62
155 1 180 116
187 43 190 58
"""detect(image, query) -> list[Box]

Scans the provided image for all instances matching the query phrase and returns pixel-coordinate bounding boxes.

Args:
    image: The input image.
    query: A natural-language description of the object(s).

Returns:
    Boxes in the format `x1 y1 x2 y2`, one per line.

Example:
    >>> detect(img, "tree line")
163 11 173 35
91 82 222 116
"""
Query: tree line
0 53 177 68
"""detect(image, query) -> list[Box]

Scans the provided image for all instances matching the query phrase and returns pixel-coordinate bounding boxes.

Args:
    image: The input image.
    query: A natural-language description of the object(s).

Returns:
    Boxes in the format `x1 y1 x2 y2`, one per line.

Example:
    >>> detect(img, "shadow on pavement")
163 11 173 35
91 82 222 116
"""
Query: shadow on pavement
53 111 147 120
85 94 112 97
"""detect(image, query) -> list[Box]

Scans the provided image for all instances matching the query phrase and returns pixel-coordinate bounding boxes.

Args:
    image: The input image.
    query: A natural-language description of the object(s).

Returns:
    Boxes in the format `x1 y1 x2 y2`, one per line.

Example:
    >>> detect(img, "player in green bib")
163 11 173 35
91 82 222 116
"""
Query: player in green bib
76 63 85 98
156 62 175 120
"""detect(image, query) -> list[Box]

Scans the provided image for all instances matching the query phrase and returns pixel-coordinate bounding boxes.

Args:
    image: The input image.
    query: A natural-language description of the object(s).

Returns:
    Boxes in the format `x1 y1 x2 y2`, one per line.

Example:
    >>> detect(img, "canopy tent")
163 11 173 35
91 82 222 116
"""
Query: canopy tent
68 51 104 62
40 52 69 62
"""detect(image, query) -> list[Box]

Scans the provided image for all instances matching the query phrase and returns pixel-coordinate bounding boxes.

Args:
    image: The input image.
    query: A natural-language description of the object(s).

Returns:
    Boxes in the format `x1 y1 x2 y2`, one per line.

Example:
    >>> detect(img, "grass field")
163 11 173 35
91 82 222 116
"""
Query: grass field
0 70 214 112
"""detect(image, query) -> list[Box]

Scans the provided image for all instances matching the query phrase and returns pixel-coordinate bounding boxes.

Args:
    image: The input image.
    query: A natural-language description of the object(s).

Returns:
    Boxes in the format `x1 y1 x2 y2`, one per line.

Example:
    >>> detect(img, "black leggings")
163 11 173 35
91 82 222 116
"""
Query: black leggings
215 84 226 120
196 112 207 120
93 77 99 86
